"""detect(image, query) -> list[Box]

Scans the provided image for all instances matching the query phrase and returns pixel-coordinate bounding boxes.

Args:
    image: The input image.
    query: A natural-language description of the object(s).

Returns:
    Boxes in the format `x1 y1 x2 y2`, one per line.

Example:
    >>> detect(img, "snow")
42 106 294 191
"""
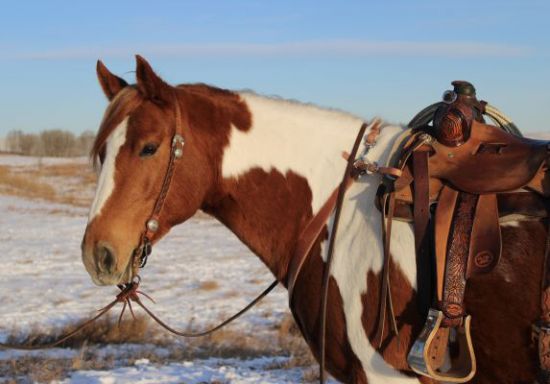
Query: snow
60 357 305 384
0 155 328 383
0 154 89 167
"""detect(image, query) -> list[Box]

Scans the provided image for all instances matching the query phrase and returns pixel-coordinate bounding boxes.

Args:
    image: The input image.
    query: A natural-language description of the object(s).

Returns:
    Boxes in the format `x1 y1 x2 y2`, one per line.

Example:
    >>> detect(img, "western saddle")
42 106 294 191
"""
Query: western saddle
369 81 550 382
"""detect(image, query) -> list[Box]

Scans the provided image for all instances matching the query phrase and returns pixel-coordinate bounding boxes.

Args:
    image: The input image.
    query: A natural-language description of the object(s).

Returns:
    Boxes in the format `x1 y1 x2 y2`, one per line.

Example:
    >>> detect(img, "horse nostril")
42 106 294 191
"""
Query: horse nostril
95 244 116 273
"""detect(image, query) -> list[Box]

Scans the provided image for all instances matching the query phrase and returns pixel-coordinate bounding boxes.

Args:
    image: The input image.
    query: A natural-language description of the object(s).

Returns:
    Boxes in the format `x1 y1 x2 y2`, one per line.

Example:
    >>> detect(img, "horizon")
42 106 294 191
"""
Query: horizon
1 0 549 135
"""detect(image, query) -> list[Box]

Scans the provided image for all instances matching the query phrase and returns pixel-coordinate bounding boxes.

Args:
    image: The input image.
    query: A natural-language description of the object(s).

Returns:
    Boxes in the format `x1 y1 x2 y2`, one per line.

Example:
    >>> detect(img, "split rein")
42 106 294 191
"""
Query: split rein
0 276 278 350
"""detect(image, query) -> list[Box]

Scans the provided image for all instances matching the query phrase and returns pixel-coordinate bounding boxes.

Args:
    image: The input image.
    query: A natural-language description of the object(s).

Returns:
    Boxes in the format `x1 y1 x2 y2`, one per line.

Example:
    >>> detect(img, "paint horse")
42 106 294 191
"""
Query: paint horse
82 56 548 383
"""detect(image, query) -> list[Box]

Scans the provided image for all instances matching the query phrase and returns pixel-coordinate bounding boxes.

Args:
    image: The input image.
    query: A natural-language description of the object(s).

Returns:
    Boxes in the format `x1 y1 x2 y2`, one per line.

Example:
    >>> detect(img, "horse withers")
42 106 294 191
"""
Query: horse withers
82 56 549 383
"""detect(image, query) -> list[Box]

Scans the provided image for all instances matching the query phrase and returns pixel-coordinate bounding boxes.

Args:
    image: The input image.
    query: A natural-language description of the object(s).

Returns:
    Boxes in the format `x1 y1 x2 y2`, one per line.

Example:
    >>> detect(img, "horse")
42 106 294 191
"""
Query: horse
81 55 546 383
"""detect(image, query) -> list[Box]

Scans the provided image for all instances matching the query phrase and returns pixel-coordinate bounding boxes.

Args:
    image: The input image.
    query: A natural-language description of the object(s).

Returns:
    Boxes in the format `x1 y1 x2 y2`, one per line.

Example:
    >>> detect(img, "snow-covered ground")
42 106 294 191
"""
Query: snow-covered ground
60 357 306 384
0 154 89 167
0 155 324 383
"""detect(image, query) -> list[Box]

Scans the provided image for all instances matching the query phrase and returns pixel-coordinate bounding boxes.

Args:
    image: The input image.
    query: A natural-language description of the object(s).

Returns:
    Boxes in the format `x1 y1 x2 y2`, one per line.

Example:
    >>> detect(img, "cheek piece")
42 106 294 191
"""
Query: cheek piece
132 92 185 275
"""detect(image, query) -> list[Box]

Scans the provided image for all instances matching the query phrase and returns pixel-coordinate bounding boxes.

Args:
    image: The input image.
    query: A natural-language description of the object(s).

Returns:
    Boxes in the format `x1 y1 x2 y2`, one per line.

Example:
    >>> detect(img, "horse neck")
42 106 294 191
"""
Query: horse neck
204 93 369 282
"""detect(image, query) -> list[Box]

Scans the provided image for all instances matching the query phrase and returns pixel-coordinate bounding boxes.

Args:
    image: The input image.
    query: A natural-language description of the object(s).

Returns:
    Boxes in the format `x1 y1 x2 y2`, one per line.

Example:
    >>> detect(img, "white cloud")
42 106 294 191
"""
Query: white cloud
2 40 532 60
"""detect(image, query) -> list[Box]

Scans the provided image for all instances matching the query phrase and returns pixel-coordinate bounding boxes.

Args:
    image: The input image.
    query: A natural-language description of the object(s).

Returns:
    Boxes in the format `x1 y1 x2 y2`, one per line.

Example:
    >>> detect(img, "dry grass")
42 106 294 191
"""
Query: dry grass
2 313 317 382
0 162 96 207
276 314 317 368
0 346 118 383
24 163 96 185
197 280 220 291
5 314 156 349
0 356 72 383
0 165 56 201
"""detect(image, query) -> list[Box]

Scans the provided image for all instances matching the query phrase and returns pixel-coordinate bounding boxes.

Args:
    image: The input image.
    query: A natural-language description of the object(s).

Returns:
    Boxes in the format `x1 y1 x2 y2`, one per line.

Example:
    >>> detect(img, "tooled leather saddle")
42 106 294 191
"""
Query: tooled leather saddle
374 81 550 383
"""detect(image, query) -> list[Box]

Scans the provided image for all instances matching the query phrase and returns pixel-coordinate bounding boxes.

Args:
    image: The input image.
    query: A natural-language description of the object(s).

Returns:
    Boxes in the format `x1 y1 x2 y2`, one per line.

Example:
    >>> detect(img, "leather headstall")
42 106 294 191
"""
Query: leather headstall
131 91 185 276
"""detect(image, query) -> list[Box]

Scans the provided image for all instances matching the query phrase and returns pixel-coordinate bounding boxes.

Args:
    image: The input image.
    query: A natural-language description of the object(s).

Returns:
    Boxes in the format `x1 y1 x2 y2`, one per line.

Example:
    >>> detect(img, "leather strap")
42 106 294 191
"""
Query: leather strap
434 187 459 303
318 122 369 383
287 179 353 298
537 214 550 383
374 189 399 345
412 149 433 316
132 91 185 274
466 194 501 277
440 192 478 325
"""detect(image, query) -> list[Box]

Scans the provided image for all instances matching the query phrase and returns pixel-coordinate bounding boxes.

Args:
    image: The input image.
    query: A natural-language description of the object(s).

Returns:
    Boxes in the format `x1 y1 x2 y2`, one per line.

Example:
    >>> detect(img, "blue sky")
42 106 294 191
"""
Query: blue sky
0 0 548 135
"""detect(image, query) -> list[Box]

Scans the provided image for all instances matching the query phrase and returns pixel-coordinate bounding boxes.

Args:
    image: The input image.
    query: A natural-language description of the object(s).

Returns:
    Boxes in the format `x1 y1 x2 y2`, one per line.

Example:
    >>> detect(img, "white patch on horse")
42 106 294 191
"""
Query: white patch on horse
222 95 419 383
88 118 128 223
222 93 362 215
327 125 419 383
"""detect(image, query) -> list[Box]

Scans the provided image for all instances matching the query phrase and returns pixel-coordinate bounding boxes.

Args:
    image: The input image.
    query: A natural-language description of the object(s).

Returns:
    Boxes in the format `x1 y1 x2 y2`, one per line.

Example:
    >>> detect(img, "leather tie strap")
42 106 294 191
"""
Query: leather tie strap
318 122 369 383
375 189 399 346
412 149 432 317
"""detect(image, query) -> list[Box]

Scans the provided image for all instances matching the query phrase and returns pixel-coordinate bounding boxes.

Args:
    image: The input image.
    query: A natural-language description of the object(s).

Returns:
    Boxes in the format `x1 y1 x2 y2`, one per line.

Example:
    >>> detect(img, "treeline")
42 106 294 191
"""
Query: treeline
4 130 96 157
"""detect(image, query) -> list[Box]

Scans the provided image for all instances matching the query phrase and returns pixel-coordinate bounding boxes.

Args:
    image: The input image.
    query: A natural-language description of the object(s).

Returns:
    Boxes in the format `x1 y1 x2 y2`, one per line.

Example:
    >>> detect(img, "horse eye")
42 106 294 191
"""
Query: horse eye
140 143 158 157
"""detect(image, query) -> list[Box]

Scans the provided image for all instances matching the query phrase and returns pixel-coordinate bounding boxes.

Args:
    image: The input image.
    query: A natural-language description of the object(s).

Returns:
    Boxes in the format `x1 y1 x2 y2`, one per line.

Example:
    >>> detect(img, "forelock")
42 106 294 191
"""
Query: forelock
91 86 143 163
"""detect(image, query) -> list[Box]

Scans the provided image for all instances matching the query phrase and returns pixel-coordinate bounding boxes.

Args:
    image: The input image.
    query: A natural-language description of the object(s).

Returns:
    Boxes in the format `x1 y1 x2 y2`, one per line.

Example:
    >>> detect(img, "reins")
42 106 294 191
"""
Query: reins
0 277 278 350
135 280 278 337
0 282 130 350
318 121 368 383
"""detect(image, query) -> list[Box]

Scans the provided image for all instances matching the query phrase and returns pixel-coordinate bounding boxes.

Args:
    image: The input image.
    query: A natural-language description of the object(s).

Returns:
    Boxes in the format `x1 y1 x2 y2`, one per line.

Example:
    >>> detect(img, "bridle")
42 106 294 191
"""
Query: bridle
125 90 281 335
131 90 185 274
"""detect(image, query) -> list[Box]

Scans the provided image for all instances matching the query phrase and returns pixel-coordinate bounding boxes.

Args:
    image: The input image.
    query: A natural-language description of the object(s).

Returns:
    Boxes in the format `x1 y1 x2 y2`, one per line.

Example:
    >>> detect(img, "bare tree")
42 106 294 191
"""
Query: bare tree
20 133 39 155
77 130 96 156
5 130 23 153
39 130 77 157
4 129 97 157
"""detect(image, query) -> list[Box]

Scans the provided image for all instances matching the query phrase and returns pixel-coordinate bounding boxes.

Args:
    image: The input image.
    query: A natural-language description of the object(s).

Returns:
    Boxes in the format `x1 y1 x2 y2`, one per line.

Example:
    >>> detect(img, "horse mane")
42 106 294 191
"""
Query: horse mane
91 86 143 163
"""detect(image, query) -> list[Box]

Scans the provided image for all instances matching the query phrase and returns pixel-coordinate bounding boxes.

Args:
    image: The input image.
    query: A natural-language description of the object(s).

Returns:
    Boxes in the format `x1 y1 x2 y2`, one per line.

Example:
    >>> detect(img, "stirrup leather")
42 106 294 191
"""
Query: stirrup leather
407 309 476 383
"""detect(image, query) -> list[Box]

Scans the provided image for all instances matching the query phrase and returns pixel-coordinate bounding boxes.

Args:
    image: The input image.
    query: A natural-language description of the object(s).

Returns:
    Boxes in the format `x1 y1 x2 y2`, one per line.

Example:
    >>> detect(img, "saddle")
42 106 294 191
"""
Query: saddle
373 81 550 383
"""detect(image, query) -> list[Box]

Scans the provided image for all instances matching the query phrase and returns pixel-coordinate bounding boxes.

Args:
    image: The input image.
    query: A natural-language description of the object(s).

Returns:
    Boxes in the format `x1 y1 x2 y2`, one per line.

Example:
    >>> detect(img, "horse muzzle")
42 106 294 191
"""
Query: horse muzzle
81 239 134 286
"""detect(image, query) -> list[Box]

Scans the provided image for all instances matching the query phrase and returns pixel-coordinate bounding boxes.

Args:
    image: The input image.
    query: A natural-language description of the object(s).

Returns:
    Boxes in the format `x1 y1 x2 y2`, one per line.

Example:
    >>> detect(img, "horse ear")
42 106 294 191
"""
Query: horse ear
96 60 128 101
135 55 171 104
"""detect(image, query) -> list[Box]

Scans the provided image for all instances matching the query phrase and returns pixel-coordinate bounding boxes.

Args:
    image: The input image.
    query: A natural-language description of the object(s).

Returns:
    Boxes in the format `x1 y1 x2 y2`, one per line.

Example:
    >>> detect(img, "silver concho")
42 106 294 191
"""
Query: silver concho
172 134 185 158
146 219 159 233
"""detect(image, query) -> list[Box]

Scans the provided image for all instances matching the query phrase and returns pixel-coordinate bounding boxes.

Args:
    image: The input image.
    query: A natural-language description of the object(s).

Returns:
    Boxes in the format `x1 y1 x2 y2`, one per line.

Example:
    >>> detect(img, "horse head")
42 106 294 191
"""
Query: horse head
82 56 218 285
